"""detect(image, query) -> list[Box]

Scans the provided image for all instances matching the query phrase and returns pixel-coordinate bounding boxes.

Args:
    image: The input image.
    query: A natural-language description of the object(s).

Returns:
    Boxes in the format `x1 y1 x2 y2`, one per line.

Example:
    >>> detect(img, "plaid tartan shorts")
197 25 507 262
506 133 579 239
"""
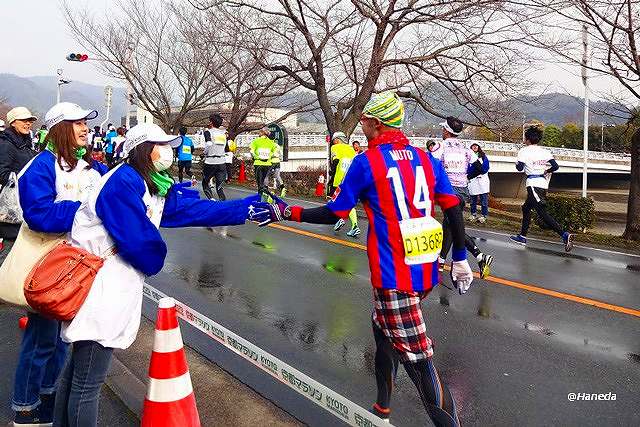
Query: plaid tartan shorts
372 288 433 363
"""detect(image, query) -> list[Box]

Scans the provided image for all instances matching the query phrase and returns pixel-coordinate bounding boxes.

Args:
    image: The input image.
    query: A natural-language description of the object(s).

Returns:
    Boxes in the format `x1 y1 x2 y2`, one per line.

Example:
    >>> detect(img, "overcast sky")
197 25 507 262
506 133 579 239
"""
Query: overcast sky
0 0 627 101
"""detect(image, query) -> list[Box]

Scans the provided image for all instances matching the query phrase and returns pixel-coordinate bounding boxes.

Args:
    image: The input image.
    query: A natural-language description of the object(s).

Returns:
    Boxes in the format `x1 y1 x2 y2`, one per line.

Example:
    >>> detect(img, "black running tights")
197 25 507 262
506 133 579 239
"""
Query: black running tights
373 324 460 426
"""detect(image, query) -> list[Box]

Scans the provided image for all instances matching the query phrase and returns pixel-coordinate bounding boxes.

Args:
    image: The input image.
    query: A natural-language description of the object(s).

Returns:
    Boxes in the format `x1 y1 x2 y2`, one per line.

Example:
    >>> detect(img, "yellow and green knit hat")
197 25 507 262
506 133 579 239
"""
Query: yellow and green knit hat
362 91 404 128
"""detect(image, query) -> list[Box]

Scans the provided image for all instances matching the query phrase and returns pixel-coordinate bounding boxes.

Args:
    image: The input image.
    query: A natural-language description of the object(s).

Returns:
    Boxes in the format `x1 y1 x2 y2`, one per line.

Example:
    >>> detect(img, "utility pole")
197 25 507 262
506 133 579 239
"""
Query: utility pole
100 86 113 131
56 69 71 103
581 24 589 198
125 86 132 129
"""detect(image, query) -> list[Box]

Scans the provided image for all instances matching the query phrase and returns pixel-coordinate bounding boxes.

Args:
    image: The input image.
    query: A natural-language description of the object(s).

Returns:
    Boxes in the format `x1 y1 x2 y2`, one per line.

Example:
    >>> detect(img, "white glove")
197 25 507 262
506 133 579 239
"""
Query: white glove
450 260 474 295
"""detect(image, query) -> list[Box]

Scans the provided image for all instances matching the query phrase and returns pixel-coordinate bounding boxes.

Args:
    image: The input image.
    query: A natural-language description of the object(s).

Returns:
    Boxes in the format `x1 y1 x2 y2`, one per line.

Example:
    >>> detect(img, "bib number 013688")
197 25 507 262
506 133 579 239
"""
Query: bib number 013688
387 165 443 265
405 229 443 255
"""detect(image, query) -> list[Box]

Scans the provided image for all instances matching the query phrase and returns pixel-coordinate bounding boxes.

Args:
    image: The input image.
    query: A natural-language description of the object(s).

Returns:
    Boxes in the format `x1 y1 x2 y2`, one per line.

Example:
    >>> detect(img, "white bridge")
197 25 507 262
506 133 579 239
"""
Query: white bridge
227 134 631 175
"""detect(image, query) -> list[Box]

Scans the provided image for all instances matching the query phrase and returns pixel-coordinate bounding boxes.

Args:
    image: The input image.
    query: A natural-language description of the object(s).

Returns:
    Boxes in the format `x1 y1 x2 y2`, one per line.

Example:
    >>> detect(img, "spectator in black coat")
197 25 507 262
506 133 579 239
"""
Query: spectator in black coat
0 107 37 240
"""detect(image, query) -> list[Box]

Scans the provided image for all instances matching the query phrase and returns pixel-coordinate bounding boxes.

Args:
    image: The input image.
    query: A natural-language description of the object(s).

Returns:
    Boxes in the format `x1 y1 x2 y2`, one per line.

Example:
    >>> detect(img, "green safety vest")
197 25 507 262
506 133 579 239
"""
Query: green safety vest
331 143 356 186
271 144 282 164
250 136 277 166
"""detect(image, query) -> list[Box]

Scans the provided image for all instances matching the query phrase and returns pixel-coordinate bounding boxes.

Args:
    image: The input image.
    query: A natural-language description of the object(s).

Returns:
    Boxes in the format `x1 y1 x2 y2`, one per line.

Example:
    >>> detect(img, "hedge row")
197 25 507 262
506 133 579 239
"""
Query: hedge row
534 194 596 233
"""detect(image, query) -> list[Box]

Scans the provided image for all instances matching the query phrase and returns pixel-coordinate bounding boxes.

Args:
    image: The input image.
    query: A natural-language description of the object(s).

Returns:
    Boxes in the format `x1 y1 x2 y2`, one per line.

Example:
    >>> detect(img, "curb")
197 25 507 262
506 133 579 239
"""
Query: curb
104 354 145 420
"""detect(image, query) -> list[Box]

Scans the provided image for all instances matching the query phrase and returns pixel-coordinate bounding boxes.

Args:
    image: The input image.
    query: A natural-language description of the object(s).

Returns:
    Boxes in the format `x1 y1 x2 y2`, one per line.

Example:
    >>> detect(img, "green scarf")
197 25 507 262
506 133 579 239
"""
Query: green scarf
150 171 173 198
46 141 87 160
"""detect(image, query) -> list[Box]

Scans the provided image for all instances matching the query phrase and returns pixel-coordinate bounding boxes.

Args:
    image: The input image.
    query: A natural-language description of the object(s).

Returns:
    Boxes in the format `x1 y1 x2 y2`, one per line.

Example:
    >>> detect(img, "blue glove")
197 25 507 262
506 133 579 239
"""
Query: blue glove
256 196 290 227
244 193 271 224
247 202 272 224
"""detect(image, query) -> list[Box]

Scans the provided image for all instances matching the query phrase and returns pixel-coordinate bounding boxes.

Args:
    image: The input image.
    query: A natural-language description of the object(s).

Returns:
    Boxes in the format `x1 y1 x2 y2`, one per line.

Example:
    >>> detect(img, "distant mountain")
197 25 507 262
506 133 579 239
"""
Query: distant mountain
0 74 126 126
402 92 629 127
1 73 629 129
517 93 628 126
296 90 630 127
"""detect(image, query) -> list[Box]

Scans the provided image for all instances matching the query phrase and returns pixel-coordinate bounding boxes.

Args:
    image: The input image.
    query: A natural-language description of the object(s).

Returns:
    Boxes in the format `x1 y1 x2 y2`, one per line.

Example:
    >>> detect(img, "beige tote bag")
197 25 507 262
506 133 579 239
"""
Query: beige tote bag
0 223 65 308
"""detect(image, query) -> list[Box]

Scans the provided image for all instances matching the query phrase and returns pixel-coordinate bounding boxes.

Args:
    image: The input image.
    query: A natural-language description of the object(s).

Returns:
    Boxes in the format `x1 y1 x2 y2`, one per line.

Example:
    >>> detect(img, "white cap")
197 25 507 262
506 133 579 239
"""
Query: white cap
123 123 181 157
45 102 98 129
332 131 347 143
439 121 458 136
439 117 463 136
7 107 37 124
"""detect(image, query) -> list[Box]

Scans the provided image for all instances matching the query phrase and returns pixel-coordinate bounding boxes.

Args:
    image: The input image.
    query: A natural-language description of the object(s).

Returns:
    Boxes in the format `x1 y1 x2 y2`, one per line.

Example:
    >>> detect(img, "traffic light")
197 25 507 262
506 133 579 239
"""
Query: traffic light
66 53 89 62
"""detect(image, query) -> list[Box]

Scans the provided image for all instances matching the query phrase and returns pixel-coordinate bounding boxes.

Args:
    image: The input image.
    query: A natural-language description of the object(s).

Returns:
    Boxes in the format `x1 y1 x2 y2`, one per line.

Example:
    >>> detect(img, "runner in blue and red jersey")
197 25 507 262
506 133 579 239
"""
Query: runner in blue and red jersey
259 92 474 426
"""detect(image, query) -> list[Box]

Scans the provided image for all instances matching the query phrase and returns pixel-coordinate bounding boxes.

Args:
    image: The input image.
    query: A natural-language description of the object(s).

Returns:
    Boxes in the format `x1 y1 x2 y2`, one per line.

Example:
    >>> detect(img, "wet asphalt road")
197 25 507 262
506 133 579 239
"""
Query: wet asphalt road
146 186 640 427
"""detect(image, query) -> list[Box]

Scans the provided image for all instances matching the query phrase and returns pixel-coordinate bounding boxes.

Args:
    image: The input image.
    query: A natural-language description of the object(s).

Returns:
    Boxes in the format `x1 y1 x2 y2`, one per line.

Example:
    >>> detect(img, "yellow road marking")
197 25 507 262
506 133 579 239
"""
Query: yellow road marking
268 223 640 318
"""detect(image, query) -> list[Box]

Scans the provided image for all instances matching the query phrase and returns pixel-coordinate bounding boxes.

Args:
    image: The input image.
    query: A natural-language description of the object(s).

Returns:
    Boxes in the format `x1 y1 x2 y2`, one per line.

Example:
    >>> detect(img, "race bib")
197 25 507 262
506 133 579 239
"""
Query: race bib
258 148 271 161
182 145 191 154
399 216 443 265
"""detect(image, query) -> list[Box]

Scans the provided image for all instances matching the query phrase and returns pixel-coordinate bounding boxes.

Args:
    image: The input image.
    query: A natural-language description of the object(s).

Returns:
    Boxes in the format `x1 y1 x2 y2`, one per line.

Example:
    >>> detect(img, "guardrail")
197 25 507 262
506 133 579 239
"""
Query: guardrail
189 133 630 163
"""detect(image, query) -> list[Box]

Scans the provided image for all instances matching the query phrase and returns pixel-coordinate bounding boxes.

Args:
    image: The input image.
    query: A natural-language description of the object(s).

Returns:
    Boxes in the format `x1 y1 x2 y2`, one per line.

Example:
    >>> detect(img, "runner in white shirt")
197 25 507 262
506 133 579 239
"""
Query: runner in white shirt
433 116 493 279
510 126 574 251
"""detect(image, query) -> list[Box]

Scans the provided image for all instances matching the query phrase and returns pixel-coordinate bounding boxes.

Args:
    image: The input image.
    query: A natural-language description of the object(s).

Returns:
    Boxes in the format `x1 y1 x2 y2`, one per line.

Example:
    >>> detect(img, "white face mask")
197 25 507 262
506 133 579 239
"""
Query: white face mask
153 144 174 171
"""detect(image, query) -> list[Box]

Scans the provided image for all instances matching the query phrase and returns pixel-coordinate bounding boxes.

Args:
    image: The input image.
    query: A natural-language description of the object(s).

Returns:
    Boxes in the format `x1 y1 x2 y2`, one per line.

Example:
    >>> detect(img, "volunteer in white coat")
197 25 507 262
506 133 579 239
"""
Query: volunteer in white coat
12 102 106 427
468 143 490 223
52 123 271 427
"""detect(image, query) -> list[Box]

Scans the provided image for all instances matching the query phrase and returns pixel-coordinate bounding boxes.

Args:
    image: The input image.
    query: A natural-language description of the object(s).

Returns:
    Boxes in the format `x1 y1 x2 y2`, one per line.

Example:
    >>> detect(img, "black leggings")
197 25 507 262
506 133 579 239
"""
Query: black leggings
373 324 460 426
442 191 481 259
254 165 271 196
520 187 564 236
178 160 192 183
202 164 227 200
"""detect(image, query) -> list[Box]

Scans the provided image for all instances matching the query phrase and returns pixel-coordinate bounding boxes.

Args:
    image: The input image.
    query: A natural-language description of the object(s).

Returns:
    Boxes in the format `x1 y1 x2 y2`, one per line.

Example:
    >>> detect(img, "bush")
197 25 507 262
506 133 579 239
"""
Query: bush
534 194 595 233
281 166 326 197
488 195 506 211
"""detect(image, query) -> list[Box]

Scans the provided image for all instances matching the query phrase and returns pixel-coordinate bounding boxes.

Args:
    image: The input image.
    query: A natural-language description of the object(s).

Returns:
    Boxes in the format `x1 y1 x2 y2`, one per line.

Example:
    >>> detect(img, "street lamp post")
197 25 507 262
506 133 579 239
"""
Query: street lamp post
581 24 589 198
56 69 71 103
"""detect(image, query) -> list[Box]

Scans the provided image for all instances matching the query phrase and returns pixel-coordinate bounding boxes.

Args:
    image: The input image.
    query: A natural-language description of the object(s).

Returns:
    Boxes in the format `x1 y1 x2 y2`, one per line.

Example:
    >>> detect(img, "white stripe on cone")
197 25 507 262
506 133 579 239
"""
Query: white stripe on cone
153 328 184 353
146 372 194 403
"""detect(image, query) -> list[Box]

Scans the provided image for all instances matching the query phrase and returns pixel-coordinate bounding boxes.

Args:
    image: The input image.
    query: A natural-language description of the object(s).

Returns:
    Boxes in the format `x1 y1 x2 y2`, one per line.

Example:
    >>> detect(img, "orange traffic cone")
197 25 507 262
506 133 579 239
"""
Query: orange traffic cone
141 297 200 427
315 174 325 197
238 160 246 183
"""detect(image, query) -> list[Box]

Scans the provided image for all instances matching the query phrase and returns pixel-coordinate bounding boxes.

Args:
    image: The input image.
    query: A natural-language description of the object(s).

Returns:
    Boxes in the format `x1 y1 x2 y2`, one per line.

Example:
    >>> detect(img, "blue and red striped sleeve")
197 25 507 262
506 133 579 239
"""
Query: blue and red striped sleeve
429 154 459 210
326 154 371 218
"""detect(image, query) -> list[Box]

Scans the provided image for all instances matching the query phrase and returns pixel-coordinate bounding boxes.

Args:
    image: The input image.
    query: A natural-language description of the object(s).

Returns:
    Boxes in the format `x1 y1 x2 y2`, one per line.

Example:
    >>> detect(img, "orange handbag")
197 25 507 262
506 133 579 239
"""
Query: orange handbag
24 241 113 321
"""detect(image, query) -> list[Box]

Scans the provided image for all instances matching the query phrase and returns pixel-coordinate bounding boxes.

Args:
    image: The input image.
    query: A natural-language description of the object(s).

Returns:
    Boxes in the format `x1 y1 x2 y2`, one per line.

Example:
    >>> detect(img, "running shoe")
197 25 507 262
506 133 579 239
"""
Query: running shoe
371 403 391 422
477 215 486 224
477 253 493 279
13 409 52 427
346 226 361 238
509 234 527 246
562 232 574 252
334 218 346 231
468 214 477 222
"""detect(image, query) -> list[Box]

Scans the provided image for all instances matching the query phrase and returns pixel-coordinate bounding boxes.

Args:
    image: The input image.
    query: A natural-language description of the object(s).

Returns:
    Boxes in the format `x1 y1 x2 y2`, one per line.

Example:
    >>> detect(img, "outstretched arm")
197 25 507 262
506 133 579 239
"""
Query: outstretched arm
160 183 256 228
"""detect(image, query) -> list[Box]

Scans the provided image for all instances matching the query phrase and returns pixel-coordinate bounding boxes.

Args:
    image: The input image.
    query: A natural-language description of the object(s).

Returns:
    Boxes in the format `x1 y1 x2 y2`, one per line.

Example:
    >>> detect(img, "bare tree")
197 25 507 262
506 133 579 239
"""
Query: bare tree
62 0 223 132
174 3 315 139
189 0 534 136
523 0 640 240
